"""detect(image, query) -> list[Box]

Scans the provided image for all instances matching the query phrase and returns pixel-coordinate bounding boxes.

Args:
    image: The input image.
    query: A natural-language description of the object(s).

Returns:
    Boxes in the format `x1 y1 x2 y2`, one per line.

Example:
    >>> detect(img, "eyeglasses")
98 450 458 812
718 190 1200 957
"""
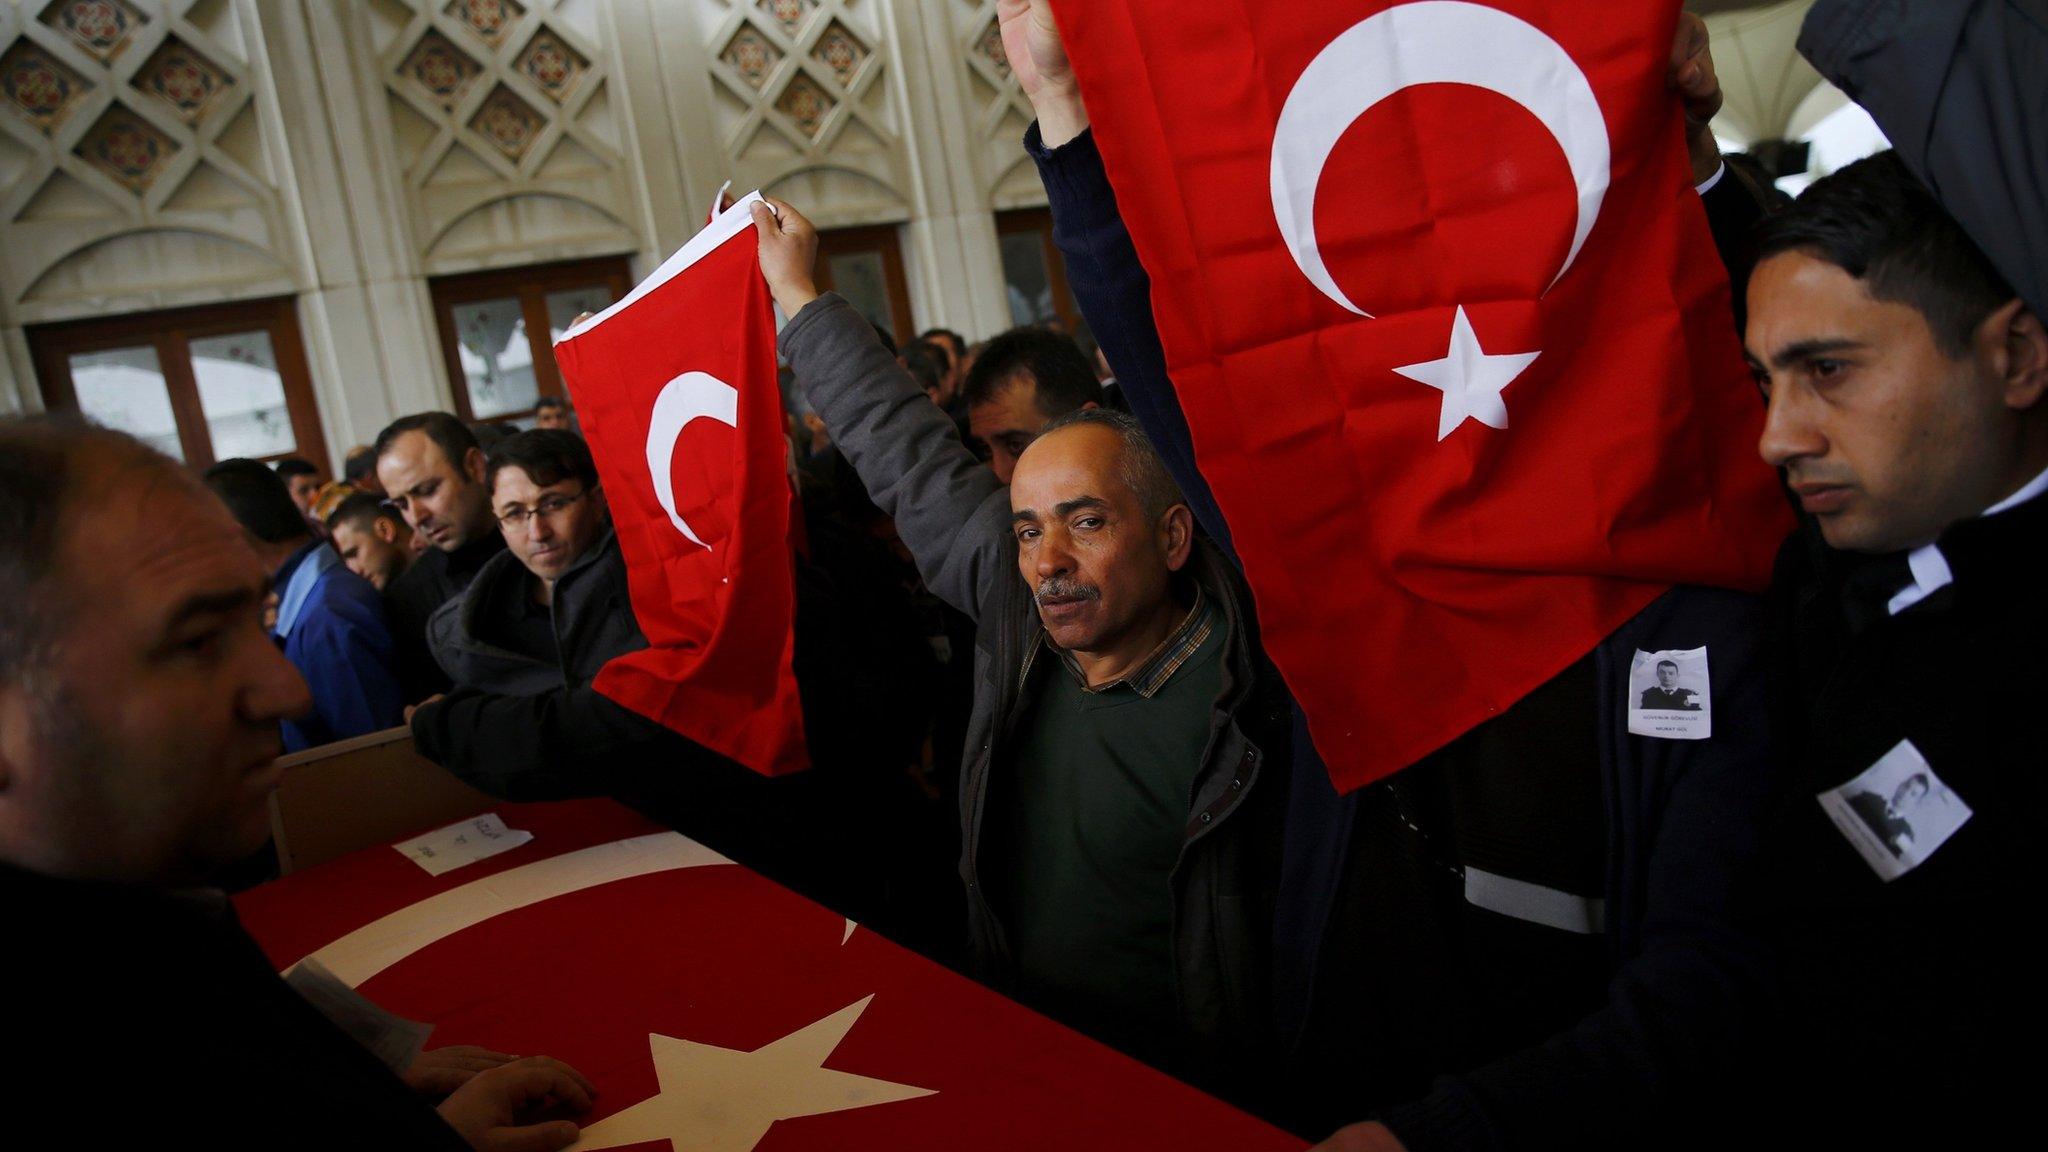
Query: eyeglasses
495 488 593 531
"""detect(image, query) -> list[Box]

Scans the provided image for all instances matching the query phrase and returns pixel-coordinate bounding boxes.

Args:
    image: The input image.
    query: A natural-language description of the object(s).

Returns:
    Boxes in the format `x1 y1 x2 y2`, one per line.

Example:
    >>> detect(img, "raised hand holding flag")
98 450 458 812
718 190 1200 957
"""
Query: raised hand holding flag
552 194 808 777
1041 0 1791 792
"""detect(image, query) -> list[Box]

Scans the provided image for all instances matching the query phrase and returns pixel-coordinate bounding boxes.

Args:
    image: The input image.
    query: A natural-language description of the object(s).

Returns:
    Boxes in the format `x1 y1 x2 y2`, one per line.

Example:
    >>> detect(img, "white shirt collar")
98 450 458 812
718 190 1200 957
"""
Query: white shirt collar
1983 462 2048 518
1888 463 2048 617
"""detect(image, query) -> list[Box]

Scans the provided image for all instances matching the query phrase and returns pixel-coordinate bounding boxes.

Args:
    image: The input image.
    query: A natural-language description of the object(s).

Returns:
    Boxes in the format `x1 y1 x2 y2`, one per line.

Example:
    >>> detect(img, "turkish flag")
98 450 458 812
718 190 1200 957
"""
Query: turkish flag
235 801 1306 1150
553 195 807 777
1049 0 1791 791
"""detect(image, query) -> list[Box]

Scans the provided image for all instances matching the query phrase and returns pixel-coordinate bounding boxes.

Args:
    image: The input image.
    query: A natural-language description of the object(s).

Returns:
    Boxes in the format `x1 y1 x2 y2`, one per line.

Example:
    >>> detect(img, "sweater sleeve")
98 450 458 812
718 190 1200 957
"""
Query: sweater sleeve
779 293 1014 622
410 683 677 801
1026 123 1235 560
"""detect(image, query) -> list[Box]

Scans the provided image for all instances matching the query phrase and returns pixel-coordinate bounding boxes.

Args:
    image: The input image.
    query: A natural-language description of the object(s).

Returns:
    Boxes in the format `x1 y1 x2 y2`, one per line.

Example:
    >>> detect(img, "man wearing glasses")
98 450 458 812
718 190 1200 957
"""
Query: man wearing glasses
425 429 639 699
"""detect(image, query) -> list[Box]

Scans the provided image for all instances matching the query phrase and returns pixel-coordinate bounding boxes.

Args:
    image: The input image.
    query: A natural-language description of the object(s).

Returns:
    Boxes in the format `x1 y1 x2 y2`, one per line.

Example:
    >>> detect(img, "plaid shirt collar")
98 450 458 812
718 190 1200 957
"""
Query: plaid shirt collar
1021 587 1217 698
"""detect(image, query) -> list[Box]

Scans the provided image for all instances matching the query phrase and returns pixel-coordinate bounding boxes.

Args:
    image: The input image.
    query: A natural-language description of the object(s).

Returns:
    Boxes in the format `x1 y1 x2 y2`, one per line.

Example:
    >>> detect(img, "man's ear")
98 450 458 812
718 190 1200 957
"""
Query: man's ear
1081 400 1100 412
1160 503 1195 572
463 446 488 485
372 516 400 545
590 486 611 523
1997 300 2048 412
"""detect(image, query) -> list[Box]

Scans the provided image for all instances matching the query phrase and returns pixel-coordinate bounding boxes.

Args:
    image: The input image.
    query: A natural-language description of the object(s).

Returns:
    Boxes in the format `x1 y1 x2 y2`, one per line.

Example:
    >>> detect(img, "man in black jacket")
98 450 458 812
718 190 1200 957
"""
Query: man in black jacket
406 439 949 951
375 412 508 702
1746 151 2048 1143
0 418 593 1150
427 430 640 696
1638 660 1701 710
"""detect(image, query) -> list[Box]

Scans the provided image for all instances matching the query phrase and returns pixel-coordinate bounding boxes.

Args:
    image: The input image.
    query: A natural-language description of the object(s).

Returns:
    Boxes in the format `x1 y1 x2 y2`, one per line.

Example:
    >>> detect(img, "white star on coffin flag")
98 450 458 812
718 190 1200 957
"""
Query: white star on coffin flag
570 995 935 1151
1393 306 1542 441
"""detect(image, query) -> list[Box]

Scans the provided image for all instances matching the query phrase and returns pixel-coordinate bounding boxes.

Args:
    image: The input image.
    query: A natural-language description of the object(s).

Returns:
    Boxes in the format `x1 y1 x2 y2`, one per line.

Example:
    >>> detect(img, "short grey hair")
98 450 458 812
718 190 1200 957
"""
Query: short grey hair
0 418 178 682
1035 407 1185 521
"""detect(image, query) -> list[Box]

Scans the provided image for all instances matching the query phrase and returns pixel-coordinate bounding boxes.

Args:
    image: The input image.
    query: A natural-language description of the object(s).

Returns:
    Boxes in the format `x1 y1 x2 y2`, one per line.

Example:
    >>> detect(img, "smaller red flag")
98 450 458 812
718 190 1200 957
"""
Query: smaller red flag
553 195 808 776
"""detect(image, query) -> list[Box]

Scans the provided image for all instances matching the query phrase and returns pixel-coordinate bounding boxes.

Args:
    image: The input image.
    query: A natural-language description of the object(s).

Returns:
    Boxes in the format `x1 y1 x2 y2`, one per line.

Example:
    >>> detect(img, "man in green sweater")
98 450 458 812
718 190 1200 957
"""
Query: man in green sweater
758 198 1292 1104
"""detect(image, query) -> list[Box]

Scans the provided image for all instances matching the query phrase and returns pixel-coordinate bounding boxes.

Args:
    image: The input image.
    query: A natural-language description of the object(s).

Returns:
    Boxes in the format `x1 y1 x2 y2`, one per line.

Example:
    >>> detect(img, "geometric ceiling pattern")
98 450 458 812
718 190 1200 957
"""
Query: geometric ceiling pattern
705 0 906 223
368 0 631 268
0 0 287 312
954 0 1042 209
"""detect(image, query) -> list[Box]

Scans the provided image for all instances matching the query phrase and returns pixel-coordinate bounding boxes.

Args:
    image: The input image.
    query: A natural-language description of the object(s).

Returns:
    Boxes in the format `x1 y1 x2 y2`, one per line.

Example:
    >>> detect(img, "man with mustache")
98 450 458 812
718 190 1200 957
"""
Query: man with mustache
756 197 1293 1098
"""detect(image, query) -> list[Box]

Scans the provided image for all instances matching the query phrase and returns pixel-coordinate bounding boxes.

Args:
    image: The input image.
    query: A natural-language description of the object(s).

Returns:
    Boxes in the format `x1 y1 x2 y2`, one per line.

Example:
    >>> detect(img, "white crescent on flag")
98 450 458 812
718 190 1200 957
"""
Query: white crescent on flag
1268 0 1612 318
1267 1 1610 439
646 371 740 551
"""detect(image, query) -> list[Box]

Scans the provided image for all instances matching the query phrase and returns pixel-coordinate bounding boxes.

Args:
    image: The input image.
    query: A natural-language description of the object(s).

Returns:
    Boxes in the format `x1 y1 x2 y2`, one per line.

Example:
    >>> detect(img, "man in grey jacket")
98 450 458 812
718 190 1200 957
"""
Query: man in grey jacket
755 197 1293 1104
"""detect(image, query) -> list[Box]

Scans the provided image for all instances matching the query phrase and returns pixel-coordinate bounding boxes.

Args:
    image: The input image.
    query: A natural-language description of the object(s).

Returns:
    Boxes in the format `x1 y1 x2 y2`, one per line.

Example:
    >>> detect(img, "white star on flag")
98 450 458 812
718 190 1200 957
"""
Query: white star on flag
1393 305 1541 441
570 995 935 1151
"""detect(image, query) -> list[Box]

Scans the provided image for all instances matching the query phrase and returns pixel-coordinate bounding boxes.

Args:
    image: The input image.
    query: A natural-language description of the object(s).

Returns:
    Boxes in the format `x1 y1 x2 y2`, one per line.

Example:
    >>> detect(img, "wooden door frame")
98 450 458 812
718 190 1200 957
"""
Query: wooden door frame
814 224 915 349
27 296 330 474
428 255 633 425
994 207 1081 333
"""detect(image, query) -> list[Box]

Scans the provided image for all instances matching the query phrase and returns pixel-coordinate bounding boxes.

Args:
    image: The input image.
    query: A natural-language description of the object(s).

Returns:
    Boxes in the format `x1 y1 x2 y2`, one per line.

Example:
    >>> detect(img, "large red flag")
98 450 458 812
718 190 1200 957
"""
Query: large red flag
553 195 807 776
235 801 1306 1150
1049 0 1791 792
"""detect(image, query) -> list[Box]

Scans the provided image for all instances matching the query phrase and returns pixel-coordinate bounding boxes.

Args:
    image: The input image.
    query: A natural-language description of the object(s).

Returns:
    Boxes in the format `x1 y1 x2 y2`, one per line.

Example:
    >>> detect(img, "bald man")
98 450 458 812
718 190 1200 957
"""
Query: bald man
755 200 1291 1101
0 418 593 1150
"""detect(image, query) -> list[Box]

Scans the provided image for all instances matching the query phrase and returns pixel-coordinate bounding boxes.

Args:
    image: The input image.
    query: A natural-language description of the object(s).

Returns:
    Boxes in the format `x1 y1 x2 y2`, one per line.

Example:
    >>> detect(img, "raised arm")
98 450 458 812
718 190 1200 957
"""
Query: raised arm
753 200 1013 621
1001 0 1233 554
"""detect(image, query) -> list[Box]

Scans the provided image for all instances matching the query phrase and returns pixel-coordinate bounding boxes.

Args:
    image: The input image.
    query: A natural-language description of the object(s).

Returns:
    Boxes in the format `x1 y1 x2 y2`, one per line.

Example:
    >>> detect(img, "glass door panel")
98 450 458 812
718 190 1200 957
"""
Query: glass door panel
68 345 182 460
451 297 539 419
826 250 894 337
190 330 296 459
544 285 615 342
999 231 1058 326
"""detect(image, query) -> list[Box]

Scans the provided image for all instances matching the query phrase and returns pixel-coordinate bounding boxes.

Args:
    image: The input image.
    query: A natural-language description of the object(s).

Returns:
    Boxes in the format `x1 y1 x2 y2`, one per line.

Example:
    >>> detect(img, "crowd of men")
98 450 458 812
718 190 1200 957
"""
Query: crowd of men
1 0 2039 1147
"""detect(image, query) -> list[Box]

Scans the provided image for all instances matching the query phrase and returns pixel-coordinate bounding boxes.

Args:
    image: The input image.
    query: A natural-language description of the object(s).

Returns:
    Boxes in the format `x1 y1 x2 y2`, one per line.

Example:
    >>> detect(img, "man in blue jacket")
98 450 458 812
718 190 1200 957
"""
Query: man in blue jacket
203 459 405 752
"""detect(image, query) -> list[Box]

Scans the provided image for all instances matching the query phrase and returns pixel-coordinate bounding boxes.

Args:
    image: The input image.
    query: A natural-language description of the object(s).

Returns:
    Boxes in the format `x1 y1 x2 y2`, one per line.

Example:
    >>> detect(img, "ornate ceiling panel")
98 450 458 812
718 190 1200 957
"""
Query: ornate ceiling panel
0 0 290 316
953 0 1039 209
704 0 907 223
366 0 635 270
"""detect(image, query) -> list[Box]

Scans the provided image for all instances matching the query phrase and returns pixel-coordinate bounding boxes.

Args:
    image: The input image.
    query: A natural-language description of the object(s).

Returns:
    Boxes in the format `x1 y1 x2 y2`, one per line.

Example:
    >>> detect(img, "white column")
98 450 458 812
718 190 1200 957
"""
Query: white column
885 0 1011 343
261 0 453 459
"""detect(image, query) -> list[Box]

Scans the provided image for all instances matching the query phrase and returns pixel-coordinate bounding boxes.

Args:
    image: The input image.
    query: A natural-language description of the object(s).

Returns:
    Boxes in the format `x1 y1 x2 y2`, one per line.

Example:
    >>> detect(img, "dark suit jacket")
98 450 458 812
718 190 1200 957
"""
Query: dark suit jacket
1640 686 1702 711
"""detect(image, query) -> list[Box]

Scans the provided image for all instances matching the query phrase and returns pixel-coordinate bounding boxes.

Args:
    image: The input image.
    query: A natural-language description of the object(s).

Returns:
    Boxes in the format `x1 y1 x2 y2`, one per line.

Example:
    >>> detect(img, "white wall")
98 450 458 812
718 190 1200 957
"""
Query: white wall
0 0 1041 462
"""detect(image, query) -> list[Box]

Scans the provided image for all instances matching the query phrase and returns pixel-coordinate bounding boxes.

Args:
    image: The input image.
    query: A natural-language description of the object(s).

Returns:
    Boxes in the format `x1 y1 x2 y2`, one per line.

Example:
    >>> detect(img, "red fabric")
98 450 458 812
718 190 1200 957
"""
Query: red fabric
235 799 659 970
235 801 1304 1150
553 220 808 776
1049 0 1792 792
